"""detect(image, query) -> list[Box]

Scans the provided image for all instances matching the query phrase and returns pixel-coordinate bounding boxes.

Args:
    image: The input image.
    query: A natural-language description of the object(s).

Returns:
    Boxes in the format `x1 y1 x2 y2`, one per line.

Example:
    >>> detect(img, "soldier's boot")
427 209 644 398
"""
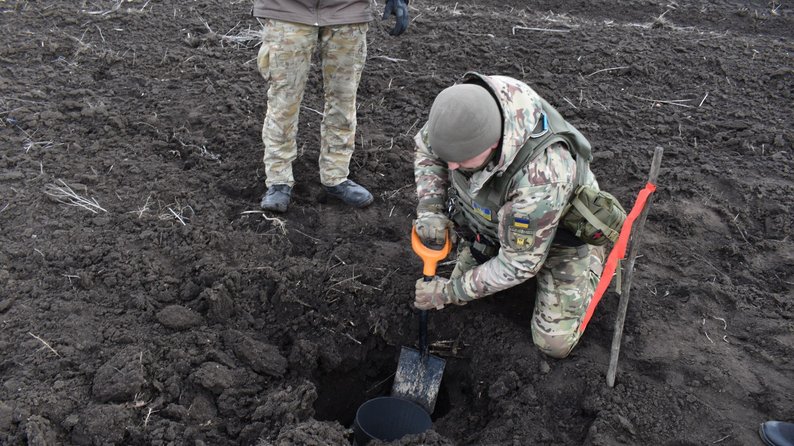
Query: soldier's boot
260 184 292 213
322 180 374 208
760 421 794 446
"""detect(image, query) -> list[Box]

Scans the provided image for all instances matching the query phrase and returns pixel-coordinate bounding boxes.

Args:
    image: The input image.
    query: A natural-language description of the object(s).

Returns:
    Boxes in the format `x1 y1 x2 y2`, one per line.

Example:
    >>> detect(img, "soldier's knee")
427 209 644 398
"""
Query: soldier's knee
532 332 579 359
536 340 575 359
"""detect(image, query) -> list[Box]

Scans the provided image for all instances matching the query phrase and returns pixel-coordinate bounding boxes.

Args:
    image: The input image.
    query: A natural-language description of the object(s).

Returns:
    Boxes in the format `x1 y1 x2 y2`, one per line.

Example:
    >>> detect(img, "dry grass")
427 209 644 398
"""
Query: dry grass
81 0 154 16
44 180 107 213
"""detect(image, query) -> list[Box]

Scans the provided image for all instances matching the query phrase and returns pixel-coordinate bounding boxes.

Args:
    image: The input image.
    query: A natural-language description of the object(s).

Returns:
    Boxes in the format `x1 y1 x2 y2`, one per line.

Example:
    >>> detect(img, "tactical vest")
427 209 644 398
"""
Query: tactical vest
450 98 592 245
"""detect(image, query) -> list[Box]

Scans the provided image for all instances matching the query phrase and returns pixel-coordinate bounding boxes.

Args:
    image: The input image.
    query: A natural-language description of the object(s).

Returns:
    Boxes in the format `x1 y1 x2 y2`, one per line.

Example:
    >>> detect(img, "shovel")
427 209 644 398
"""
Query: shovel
391 226 451 414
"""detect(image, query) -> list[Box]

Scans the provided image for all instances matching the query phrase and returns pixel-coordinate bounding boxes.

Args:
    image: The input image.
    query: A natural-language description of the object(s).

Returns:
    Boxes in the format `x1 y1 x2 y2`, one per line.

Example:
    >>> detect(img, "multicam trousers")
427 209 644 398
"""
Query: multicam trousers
531 243 604 358
257 19 367 188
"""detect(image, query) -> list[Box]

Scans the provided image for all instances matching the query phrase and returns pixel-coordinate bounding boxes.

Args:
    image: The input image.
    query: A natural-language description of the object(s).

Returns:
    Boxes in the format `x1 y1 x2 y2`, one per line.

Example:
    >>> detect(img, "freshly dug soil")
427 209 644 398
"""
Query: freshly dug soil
1 1 792 445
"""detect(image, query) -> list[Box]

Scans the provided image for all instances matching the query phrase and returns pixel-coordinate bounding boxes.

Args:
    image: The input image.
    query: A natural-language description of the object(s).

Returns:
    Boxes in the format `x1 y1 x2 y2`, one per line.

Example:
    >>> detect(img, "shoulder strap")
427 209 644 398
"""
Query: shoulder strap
538 97 592 187
477 99 594 210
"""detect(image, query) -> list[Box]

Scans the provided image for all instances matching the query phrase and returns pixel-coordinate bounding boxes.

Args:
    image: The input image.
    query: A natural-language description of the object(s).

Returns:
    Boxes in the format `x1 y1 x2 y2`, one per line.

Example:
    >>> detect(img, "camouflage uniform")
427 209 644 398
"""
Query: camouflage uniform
415 73 605 358
256 19 367 188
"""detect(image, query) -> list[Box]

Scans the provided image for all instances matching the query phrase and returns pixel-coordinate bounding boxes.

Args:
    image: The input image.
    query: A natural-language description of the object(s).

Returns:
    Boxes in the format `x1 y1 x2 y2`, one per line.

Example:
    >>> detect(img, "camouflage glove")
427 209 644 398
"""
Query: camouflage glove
414 213 451 247
450 243 478 280
382 0 409 36
414 277 459 310
415 197 452 246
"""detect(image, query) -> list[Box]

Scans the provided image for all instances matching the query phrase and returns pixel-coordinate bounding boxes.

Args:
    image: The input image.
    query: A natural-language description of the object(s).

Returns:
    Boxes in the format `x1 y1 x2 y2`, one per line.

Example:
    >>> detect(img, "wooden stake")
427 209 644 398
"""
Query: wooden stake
606 146 664 388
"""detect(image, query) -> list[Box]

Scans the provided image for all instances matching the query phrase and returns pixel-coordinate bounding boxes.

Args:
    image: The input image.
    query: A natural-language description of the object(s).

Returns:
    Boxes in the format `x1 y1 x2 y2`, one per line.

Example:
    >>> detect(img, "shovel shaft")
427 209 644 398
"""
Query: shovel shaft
419 309 428 357
419 276 432 357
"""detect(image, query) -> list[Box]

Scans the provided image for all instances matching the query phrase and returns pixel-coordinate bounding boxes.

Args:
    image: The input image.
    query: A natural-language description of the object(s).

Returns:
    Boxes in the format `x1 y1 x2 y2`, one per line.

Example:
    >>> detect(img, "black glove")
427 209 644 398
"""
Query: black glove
382 0 409 36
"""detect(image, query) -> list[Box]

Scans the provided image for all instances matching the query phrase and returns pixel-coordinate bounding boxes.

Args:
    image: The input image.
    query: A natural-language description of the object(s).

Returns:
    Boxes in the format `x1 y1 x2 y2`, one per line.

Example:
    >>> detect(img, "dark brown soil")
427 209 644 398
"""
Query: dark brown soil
1 1 792 445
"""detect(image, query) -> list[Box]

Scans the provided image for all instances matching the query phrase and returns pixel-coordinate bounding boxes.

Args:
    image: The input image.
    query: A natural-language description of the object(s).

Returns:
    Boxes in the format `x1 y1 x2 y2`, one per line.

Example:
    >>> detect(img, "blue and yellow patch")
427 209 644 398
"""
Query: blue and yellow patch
513 217 530 229
472 201 492 221
506 214 534 250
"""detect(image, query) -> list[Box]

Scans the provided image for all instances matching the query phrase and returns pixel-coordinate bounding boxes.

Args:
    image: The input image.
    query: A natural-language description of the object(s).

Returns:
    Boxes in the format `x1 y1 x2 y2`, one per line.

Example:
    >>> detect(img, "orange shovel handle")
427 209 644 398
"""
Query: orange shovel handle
411 226 452 277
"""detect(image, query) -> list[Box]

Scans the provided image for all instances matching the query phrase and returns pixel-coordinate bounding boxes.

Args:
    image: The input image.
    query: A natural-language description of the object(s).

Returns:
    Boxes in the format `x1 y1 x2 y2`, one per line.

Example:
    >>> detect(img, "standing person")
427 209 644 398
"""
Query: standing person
412 72 625 359
254 0 409 212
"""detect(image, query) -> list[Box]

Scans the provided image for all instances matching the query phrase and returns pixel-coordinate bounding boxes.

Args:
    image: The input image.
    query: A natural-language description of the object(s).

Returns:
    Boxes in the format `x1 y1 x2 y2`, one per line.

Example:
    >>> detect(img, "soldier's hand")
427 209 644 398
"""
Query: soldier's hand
382 0 409 36
450 244 478 280
414 277 452 310
414 212 450 247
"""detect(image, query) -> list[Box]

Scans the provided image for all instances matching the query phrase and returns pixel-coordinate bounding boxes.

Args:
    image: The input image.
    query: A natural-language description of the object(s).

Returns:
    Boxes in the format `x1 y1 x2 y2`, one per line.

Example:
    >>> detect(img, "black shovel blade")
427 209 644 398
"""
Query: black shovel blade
391 346 446 414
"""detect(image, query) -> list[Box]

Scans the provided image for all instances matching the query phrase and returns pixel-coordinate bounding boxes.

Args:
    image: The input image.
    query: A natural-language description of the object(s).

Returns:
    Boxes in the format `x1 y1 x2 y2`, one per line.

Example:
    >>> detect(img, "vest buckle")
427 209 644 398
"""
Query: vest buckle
530 111 549 139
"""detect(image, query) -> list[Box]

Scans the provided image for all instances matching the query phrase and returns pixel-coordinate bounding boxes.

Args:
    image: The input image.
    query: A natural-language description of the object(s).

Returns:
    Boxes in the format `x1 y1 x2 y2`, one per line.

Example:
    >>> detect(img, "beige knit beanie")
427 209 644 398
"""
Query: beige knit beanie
426 84 502 162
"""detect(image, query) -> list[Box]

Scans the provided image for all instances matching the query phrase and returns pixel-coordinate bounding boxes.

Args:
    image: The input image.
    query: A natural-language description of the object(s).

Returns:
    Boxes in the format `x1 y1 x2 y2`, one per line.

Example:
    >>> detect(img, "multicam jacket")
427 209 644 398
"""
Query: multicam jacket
252 0 373 26
414 73 594 302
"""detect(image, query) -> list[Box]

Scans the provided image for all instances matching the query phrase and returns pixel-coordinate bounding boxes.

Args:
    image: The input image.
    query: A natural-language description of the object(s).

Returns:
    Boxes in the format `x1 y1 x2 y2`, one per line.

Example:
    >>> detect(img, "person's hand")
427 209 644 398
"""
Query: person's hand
382 0 409 36
450 244 478 280
414 277 452 310
414 212 450 247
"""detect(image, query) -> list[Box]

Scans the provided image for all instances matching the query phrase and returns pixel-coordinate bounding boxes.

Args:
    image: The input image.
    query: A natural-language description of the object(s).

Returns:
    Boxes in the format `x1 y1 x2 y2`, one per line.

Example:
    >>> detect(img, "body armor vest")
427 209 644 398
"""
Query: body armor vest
450 98 592 245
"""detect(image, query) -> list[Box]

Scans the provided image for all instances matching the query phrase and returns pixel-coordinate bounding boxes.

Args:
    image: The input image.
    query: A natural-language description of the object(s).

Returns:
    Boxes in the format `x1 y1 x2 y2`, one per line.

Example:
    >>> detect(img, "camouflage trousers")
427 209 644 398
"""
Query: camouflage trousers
256 19 368 187
532 243 605 358
453 240 605 359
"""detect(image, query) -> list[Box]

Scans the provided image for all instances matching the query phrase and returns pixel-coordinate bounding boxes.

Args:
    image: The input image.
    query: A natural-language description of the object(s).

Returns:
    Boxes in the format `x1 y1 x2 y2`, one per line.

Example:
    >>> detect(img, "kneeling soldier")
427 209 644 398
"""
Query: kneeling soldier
413 72 614 359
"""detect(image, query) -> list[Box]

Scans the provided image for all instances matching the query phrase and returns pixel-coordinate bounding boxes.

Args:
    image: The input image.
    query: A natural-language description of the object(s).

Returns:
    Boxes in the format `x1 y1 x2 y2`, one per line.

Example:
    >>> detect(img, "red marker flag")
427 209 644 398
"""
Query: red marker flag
579 182 657 333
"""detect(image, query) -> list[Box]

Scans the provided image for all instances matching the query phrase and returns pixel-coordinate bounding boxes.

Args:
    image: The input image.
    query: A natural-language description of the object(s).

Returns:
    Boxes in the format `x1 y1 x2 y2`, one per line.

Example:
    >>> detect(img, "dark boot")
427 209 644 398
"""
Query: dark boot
323 180 374 208
760 421 794 446
260 184 292 213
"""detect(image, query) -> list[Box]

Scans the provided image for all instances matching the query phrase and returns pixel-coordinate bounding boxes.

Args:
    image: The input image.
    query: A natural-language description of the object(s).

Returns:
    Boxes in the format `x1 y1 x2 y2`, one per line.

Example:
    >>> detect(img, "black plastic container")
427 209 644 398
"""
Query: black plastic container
352 396 432 445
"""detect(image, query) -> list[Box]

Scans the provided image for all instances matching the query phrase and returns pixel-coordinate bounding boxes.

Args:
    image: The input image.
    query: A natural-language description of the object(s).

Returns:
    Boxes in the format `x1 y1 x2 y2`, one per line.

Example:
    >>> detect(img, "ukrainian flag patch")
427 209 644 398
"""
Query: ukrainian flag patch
513 217 530 229
472 201 492 221
505 214 535 250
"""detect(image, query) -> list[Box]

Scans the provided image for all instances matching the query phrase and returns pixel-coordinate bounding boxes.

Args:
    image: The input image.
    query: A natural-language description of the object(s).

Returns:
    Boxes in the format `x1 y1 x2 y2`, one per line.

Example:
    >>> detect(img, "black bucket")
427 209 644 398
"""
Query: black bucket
352 396 432 445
